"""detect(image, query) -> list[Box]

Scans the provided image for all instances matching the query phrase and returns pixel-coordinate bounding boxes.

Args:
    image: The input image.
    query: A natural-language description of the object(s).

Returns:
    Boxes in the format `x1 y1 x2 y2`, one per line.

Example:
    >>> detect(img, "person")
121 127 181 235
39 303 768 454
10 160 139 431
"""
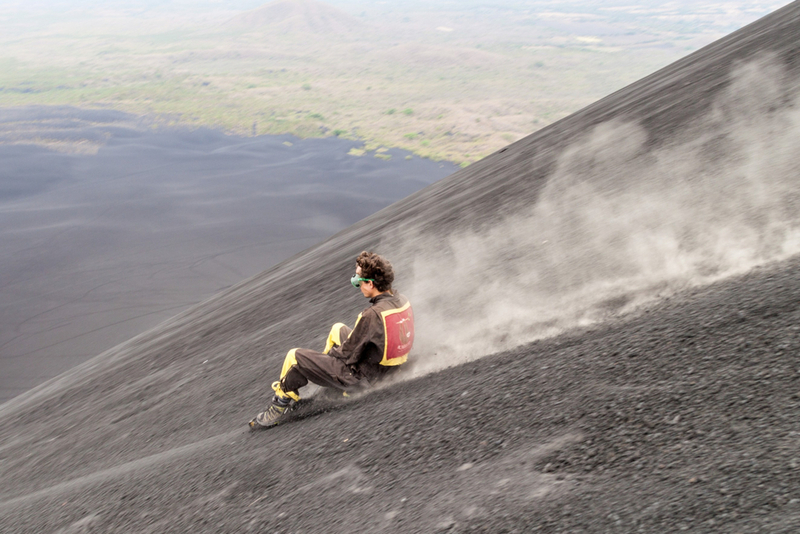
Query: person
249 251 414 429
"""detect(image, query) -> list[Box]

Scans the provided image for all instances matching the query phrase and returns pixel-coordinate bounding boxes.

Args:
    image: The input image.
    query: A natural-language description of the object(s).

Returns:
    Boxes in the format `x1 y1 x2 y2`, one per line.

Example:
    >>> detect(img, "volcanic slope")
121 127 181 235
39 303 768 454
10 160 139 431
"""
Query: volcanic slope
2 2 800 533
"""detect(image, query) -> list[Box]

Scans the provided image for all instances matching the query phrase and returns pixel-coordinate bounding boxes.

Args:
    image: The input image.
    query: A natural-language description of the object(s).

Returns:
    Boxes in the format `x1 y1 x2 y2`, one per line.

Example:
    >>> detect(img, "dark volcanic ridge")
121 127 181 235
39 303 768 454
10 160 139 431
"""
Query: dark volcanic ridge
1 1 800 532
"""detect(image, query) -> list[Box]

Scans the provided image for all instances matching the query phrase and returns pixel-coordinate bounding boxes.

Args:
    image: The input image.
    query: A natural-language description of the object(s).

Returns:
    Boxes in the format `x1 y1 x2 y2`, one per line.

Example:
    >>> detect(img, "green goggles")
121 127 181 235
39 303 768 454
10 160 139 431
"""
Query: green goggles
350 275 375 288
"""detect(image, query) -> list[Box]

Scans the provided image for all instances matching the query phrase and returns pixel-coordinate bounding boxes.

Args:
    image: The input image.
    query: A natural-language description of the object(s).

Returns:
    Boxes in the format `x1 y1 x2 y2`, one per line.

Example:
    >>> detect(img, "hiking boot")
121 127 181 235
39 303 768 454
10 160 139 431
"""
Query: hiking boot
248 395 292 430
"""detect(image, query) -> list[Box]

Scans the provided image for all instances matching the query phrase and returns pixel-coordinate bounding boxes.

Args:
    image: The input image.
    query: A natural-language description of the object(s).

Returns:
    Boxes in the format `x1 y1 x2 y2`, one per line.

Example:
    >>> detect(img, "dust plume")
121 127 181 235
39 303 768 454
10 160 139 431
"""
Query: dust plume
392 53 800 374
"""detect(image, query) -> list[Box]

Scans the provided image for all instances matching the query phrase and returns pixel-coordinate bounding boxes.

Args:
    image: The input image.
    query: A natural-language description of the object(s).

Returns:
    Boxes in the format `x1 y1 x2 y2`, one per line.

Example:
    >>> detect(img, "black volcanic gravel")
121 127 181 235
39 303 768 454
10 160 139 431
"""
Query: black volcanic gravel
2 2 800 533
1 246 798 533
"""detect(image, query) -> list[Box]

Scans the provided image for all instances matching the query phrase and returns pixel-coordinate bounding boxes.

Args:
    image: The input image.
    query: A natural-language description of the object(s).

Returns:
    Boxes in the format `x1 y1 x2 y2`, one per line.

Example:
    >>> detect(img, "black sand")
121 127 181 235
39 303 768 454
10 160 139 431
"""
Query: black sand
1 2 800 532
0 112 457 403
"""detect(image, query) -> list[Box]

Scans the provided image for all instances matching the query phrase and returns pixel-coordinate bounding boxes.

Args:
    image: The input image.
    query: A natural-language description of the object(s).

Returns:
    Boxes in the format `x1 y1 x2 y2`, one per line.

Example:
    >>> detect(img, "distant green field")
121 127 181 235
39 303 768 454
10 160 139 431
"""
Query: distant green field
0 1 771 165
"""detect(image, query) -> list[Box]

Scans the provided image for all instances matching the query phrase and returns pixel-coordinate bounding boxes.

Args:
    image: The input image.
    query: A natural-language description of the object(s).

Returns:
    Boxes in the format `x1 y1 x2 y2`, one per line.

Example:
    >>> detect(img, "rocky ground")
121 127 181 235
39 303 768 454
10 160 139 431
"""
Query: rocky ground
1 240 798 533
1 2 799 533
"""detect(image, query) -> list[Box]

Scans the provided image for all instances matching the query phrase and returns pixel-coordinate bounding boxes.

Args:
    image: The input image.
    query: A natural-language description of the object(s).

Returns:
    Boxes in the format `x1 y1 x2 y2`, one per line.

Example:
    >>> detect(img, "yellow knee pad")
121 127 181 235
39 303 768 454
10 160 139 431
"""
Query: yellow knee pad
276 349 302 401
324 322 348 354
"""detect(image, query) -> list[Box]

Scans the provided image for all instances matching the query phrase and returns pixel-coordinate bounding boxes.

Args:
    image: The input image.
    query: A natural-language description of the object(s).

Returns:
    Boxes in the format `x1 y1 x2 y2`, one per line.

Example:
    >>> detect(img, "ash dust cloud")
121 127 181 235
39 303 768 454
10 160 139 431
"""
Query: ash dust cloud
391 54 800 376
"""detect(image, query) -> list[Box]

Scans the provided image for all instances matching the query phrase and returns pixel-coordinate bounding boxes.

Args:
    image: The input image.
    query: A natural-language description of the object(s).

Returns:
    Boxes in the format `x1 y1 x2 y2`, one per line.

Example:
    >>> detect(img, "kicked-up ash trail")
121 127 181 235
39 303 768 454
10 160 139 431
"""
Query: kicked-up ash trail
2 2 800 532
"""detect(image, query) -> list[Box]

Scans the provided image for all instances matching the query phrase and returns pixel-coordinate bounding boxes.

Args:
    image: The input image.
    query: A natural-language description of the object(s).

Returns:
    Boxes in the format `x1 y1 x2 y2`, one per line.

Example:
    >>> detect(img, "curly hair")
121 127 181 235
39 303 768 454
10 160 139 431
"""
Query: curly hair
356 251 394 292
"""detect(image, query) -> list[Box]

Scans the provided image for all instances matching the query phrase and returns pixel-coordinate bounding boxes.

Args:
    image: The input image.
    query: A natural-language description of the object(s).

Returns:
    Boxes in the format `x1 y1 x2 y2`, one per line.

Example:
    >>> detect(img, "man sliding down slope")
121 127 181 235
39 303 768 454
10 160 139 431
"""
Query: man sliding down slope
249 251 415 429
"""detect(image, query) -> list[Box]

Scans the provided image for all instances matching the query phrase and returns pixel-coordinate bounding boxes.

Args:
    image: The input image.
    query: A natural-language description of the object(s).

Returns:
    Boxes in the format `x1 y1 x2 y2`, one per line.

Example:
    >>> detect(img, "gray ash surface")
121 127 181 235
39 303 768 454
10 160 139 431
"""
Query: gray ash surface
0 110 457 404
1 2 800 532
1 237 798 533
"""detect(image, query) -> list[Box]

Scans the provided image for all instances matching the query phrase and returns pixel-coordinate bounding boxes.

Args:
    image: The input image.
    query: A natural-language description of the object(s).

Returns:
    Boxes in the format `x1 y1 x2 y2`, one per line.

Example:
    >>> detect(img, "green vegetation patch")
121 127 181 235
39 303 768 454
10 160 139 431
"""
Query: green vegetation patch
0 8 707 165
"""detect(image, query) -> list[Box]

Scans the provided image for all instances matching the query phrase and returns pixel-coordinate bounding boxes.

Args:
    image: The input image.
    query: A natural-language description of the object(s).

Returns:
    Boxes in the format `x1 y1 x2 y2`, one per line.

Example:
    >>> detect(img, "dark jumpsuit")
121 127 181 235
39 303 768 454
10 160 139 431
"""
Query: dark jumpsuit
277 292 413 399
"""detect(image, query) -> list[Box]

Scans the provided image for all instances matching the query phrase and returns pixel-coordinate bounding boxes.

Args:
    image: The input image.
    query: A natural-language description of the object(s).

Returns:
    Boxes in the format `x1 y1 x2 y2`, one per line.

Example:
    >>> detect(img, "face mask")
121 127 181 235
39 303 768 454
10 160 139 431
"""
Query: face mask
351 275 375 288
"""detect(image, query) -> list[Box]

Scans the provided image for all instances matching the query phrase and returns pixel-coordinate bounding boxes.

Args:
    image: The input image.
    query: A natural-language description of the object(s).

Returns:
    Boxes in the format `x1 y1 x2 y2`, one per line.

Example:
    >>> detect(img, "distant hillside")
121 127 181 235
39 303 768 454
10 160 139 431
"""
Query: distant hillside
225 0 365 34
